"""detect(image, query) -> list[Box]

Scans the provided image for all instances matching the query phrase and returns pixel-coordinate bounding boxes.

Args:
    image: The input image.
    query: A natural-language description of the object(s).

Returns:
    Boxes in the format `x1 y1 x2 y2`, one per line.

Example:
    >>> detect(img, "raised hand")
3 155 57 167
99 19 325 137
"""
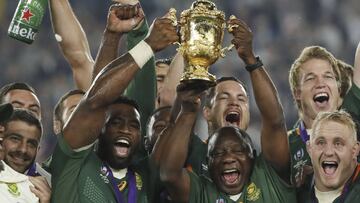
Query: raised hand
145 11 179 53
228 16 256 65
106 3 144 33
29 176 51 203
176 83 207 113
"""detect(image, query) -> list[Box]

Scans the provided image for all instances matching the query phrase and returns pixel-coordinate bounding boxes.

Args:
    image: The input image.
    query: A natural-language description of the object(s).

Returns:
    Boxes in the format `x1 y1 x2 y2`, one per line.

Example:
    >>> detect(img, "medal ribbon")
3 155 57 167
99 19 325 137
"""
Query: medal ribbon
103 164 137 203
299 121 310 143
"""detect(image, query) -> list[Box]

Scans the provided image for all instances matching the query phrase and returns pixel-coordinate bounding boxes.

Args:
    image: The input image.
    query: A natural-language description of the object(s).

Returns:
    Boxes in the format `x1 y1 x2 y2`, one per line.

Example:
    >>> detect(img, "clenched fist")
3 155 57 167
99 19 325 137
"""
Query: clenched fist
106 3 144 34
145 13 179 53
228 17 256 65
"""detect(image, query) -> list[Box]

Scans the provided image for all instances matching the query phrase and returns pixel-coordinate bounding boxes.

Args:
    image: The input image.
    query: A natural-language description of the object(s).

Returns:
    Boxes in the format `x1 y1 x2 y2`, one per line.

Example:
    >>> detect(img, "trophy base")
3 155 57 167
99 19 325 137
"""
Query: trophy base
180 65 216 89
179 79 215 91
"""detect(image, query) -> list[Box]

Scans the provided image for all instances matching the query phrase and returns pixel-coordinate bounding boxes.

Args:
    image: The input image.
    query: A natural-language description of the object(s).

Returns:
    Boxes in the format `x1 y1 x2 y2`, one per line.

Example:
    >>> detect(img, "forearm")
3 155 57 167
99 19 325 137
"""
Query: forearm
49 0 93 90
250 67 284 127
93 31 122 80
159 52 184 107
160 111 195 202
87 54 139 108
354 41 360 87
250 67 289 171
160 111 196 182
124 21 156 134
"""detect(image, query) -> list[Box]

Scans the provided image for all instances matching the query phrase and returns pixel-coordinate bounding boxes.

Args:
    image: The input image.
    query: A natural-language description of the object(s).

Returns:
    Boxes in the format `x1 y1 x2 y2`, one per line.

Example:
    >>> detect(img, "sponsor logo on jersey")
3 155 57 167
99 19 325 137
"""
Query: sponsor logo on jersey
246 182 260 201
135 172 142 190
294 149 304 161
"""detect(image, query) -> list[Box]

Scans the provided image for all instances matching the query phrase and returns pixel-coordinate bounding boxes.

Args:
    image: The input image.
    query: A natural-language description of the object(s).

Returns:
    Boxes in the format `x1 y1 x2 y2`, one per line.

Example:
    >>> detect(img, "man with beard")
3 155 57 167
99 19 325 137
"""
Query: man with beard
159 17 296 202
50 0 158 164
288 43 360 201
49 11 178 202
0 103 42 203
306 110 360 202
1 109 51 203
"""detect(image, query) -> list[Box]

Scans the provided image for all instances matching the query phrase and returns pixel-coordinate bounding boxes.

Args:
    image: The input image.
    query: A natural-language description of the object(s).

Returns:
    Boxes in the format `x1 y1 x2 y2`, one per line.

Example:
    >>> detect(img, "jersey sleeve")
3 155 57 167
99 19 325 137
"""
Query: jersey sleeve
343 84 360 119
50 134 94 202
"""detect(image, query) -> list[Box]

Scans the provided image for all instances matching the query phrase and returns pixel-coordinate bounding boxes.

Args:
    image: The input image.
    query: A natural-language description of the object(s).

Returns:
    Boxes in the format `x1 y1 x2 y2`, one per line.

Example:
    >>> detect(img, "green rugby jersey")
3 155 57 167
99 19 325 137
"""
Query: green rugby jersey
303 165 360 203
50 135 161 203
188 155 296 203
186 134 208 176
289 84 360 201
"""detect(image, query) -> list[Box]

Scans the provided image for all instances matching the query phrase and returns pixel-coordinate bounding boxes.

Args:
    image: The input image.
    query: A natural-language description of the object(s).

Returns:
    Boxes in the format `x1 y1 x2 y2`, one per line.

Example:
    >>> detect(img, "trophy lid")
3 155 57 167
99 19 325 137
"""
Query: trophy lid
191 0 216 10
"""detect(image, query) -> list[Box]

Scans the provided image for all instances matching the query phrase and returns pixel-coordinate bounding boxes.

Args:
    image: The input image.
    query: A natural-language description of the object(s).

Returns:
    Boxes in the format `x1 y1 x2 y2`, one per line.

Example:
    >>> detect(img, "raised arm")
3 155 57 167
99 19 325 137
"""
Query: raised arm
63 15 179 149
354 41 360 87
229 18 289 178
160 85 205 203
158 52 185 107
49 0 94 91
92 3 144 80
123 15 156 136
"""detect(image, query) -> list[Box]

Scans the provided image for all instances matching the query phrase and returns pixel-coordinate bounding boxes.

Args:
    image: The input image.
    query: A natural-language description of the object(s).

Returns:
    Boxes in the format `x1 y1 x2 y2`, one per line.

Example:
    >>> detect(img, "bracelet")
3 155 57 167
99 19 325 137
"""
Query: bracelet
245 56 263 72
128 40 154 69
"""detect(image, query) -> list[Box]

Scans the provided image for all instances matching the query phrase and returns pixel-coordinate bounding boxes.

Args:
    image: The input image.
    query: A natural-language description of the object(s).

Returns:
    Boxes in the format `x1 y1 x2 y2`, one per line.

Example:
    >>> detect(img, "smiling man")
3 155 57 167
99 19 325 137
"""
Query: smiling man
0 109 51 202
160 17 296 202
288 45 360 201
1 110 41 174
306 110 360 202
49 9 179 202
203 77 250 136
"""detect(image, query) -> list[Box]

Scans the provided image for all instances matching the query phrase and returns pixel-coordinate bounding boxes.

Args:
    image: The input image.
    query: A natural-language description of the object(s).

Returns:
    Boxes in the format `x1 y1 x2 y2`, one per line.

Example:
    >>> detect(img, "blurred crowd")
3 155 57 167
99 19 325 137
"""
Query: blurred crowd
1 0 359 161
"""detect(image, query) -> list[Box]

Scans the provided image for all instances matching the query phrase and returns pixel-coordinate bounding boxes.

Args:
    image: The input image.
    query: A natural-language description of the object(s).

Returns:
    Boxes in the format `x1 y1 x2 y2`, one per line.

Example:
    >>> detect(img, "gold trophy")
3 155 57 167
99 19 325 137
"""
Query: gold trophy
170 0 233 88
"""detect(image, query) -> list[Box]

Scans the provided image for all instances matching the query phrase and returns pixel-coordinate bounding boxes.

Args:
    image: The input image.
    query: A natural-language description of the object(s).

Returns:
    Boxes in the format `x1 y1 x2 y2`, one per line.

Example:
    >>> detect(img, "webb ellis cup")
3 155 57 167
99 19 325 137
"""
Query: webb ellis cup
170 0 232 87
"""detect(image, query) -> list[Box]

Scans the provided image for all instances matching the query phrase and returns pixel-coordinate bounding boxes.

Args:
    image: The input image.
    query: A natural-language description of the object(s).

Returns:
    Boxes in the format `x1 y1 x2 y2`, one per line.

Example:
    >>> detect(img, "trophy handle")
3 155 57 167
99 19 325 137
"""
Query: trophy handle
220 44 234 58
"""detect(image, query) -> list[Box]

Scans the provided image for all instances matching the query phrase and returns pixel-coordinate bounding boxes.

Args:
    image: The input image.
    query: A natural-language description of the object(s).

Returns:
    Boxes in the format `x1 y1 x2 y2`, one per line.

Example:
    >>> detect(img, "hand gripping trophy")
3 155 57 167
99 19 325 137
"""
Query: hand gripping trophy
168 0 235 88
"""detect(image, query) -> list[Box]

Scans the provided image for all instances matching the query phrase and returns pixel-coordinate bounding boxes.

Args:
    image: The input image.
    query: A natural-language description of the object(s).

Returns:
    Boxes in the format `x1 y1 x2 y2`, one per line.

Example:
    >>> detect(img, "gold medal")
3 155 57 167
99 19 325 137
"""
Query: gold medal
7 183 20 197
118 180 127 192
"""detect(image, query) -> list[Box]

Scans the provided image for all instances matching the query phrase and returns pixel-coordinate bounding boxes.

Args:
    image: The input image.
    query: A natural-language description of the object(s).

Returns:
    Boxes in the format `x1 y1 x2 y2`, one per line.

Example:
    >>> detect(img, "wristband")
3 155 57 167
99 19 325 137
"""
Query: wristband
245 56 263 72
129 40 154 69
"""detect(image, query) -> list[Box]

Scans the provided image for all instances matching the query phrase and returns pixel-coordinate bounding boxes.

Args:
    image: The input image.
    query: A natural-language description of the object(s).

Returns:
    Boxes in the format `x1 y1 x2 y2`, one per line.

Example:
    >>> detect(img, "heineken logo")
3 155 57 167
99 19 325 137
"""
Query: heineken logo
21 8 34 22
10 25 36 40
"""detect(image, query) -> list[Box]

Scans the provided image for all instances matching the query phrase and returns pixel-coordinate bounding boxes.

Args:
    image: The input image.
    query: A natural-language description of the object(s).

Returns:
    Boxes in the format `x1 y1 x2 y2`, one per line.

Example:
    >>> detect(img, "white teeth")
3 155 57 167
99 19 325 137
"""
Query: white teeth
223 169 238 173
228 111 239 115
314 92 328 99
323 161 337 164
116 139 129 145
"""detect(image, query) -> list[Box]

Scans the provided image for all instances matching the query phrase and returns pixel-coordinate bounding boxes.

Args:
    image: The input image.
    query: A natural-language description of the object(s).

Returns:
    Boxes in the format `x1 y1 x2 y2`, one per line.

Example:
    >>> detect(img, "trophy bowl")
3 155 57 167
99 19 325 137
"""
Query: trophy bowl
178 0 226 88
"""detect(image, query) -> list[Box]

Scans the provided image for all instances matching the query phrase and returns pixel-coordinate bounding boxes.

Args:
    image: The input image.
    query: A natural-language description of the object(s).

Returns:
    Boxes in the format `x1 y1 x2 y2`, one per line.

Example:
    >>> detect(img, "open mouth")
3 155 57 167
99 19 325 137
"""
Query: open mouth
322 161 338 176
224 111 240 126
222 169 240 185
114 138 131 158
313 92 329 107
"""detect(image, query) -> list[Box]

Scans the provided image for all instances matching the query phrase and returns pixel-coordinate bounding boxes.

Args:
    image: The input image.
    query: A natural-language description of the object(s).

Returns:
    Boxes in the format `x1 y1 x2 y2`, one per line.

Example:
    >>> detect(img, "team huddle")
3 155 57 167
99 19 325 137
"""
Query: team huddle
0 0 359 203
